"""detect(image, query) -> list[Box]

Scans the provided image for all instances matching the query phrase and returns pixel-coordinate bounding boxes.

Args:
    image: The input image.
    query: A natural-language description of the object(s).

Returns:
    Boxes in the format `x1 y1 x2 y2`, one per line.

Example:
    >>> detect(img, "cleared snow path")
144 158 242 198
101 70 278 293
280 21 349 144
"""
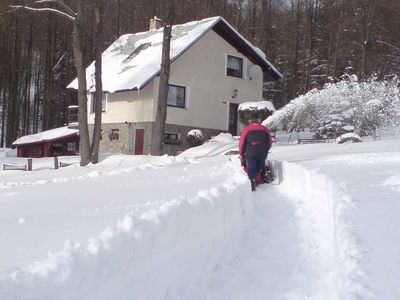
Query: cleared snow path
197 160 371 300
197 185 309 300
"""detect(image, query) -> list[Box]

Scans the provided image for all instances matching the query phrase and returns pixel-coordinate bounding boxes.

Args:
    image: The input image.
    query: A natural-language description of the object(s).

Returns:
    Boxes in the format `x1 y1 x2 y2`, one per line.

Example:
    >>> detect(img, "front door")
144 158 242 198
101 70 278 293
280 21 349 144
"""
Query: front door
135 129 144 155
228 103 239 136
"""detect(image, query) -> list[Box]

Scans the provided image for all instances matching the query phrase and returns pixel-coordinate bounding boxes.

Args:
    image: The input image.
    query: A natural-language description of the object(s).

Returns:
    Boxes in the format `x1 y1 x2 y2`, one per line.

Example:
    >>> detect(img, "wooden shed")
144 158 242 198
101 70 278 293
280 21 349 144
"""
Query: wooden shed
12 127 79 158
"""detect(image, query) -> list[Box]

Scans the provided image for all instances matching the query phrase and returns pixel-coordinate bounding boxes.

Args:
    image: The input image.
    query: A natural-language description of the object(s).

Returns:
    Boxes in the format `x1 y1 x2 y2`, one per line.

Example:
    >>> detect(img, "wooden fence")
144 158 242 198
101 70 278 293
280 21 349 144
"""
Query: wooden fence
3 158 32 171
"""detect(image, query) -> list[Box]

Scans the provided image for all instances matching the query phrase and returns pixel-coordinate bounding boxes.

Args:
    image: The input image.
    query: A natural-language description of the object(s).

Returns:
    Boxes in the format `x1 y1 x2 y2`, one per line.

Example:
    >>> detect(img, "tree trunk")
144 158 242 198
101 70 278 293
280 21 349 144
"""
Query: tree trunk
291 0 301 99
6 16 20 147
91 2 104 164
73 1 91 166
151 24 171 156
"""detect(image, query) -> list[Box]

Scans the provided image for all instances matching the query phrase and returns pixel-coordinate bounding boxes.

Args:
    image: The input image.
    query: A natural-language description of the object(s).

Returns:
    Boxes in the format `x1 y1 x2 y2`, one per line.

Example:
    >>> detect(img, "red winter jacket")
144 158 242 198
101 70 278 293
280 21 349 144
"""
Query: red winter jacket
239 121 272 159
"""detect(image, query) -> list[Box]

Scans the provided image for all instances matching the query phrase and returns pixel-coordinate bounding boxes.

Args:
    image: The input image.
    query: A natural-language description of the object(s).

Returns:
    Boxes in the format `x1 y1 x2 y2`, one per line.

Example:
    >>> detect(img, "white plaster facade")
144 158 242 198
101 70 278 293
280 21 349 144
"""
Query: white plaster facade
73 16 282 155
88 29 263 134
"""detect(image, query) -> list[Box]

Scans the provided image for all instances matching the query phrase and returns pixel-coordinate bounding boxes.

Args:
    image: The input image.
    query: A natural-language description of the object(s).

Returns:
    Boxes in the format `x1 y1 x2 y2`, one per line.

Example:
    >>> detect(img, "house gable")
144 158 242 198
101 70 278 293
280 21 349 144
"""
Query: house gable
165 29 266 131
67 16 282 94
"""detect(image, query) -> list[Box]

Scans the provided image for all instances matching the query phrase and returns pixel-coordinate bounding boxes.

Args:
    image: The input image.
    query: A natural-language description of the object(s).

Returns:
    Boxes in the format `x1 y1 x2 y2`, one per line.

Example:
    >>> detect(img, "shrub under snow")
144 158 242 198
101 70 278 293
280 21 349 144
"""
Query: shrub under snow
264 76 400 139
335 133 362 144
187 129 204 147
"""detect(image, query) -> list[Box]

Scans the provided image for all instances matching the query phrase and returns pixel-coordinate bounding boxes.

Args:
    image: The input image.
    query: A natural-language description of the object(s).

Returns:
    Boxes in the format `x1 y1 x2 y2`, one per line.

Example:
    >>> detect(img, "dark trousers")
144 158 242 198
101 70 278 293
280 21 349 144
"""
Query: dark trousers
246 157 265 181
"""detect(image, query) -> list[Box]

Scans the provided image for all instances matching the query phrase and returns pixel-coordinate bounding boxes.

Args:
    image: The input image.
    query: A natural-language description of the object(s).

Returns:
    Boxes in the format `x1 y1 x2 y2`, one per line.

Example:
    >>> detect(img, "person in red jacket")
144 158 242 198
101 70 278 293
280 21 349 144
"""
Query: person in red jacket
239 111 272 191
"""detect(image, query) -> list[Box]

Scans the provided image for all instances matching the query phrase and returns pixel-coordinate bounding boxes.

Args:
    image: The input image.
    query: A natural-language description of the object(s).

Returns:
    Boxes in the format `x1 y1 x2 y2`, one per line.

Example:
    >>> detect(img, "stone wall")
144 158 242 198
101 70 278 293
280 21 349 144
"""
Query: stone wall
89 123 132 154
163 124 224 156
89 122 153 155
90 122 225 156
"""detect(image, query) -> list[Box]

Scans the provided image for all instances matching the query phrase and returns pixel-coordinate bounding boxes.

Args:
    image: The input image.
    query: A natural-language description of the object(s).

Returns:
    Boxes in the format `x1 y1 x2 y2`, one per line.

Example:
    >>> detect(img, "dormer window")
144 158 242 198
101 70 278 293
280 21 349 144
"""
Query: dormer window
226 55 243 78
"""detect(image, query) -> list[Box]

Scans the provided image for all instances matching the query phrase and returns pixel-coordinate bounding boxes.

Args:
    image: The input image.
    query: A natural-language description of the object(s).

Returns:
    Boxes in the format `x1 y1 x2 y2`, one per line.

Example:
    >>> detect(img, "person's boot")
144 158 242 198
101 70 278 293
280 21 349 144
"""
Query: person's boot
251 179 257 192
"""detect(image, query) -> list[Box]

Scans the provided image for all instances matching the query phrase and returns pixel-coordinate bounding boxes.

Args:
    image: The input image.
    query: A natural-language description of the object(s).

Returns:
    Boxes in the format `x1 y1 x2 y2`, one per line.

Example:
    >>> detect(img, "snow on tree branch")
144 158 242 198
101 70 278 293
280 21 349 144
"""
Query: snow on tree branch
10 5 75 21
264 77 400 138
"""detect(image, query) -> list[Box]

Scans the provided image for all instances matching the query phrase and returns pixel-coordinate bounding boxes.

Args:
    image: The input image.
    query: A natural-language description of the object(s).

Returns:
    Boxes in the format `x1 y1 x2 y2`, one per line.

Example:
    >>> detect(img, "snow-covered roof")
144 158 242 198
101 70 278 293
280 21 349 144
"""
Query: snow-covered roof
67 16 282 93
238 101 276 112
12 127 79 146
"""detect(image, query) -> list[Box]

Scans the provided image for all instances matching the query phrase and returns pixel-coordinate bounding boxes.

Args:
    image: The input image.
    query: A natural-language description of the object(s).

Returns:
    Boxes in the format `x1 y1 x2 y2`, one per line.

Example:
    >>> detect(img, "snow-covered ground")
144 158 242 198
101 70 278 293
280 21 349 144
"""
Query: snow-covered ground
0 132 399 299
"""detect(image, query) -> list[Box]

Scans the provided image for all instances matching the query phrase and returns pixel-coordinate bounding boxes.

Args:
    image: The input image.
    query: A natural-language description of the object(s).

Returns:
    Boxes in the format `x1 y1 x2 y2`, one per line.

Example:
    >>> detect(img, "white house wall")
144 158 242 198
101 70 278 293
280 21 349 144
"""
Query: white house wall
87 81 155 124
165 29 263 131
88 29 263 132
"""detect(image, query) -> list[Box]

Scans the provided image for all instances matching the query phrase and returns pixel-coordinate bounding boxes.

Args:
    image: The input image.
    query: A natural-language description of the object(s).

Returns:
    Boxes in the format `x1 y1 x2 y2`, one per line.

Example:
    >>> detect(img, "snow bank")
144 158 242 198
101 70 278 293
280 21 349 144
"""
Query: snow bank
0 148 16 158
238 101 275 112
278 162 372 299
0 161 252 300
178 133 238 158
335 133 362 144
0 148 9 158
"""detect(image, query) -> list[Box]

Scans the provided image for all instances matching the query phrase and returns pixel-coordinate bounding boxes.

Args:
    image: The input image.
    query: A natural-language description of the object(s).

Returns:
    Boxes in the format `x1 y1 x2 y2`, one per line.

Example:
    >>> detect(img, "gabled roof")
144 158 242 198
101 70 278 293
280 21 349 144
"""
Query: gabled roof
67 16 282 93
12 127 79 146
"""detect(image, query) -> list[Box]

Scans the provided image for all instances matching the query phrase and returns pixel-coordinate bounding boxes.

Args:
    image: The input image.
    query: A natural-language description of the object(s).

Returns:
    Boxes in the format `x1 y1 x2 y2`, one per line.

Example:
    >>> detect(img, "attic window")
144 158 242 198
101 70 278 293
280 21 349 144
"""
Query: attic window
226 55 243 78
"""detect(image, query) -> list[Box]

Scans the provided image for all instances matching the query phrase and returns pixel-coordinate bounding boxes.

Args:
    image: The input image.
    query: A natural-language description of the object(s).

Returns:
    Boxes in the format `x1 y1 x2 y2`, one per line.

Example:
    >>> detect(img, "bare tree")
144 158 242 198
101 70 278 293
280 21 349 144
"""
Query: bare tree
90 0 105 164
151 3 175 155
151 23 172 156
9 0 99 166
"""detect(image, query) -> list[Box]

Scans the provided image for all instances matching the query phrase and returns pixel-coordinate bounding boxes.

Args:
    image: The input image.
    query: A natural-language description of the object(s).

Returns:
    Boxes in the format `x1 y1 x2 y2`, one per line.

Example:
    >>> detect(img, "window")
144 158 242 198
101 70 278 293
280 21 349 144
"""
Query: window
226 55 243 78
167 85 186 108
90 92 108 113
68 106 79 123
51 143 63 156
164 132 181 145
67 142 77 152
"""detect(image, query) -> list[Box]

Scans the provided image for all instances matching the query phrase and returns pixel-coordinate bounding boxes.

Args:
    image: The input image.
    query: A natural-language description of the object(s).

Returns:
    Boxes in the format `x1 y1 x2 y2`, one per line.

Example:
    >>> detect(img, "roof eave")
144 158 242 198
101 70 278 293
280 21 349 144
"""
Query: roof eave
13 132 79 147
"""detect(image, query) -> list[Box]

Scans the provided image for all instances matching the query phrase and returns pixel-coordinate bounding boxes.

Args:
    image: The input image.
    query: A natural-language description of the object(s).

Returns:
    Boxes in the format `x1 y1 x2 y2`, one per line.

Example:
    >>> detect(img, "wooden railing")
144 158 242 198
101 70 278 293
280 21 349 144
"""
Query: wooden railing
297 138 328 144
3 158 32 171
3 164 27 171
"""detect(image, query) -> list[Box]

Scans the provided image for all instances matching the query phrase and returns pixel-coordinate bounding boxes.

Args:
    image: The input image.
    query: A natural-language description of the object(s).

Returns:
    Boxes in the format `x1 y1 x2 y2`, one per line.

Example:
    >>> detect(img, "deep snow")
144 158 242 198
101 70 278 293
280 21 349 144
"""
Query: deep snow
0 132 399 299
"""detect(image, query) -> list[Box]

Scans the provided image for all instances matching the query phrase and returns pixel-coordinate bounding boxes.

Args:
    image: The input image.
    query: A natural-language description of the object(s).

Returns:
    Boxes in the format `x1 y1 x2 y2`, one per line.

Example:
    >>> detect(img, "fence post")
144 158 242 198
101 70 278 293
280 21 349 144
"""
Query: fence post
54 157 59 169
27 158 32 171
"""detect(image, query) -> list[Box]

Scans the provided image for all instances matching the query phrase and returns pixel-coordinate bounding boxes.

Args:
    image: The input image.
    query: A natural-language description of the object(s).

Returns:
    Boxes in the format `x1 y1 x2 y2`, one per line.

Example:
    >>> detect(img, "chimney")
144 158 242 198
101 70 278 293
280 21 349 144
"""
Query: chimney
149 16 163 30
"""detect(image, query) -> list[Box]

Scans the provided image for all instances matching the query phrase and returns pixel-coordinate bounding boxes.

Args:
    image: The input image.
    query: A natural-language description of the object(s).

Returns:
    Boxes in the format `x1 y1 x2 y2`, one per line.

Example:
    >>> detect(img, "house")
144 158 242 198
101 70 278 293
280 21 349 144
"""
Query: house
12 127 79 158
67 16 282 155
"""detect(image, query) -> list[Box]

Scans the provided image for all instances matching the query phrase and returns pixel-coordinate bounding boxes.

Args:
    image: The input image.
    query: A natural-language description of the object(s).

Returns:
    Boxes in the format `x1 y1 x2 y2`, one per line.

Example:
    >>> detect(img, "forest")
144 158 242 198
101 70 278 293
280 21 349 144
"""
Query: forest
0 0 399 147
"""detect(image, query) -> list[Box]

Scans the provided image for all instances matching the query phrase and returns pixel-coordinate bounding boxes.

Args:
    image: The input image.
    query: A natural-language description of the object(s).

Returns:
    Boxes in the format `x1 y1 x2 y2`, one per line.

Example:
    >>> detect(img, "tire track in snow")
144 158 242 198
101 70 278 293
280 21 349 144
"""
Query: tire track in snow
278 162 371 299
197 186 310 300
198 161 371 300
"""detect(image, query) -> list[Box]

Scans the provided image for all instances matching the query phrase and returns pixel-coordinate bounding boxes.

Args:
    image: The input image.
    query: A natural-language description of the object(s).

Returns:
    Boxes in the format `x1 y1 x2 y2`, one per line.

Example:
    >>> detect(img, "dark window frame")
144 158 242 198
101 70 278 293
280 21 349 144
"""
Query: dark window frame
226 55 244 78
167 84 186 108
164 132 182 145
90 92 108 113
67 142 77 152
